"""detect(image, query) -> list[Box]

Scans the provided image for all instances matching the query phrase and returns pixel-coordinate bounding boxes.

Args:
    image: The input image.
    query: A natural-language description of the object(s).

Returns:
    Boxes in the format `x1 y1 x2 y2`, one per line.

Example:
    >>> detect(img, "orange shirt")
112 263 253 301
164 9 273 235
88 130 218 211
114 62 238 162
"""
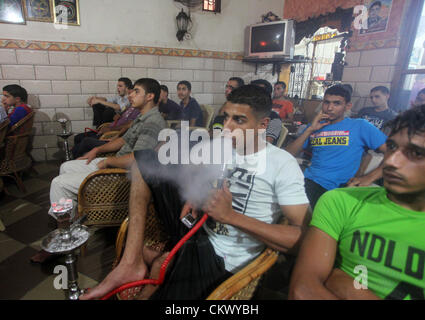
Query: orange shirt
272 99 294 120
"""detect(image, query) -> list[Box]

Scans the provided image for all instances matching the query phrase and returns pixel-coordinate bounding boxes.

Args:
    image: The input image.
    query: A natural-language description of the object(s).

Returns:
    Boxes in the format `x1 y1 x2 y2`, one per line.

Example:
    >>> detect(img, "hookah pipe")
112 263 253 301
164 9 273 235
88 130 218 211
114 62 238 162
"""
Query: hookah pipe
99 164 228 300
100 212 208 300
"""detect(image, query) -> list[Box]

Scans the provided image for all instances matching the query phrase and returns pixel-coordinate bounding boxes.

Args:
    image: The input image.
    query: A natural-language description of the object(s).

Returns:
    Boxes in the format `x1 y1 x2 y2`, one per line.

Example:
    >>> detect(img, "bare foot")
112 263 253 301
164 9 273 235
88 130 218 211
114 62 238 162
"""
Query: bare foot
137 252 172 300
79 260 148 300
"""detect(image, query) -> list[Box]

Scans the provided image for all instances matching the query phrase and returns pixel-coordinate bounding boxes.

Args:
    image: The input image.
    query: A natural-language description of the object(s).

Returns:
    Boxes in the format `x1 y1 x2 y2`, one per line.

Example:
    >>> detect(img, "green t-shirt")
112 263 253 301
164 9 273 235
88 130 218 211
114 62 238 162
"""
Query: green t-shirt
311 187 425 300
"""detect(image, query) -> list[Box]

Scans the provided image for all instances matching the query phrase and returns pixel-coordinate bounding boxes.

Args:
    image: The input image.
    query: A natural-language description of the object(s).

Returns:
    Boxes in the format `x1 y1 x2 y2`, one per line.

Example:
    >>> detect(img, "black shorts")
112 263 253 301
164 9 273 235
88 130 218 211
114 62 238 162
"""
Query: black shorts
134 149 232 300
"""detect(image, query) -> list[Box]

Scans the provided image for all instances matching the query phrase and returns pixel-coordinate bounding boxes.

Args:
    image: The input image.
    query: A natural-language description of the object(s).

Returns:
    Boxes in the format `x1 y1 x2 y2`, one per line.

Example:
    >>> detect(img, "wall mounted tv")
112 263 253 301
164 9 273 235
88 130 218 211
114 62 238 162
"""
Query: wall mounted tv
244 20 295 59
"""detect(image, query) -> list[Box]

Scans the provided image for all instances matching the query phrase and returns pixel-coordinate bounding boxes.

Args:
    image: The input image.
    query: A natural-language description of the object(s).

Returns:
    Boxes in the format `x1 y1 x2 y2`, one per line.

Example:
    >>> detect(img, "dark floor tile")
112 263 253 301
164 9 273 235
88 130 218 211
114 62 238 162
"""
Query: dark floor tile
21 187 52 212
0 246 59 300
77 227 118 282
5 209 57 245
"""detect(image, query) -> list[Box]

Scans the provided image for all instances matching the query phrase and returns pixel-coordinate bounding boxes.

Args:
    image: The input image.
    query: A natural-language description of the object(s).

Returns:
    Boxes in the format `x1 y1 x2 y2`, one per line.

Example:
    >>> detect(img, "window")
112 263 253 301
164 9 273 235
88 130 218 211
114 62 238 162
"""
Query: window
203 0 221 13
392 0 425 111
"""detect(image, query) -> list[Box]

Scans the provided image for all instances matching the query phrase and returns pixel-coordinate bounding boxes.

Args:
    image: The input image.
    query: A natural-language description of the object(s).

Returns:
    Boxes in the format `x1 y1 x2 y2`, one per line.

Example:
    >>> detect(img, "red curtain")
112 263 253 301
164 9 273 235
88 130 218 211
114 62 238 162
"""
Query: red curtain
283 0 363 22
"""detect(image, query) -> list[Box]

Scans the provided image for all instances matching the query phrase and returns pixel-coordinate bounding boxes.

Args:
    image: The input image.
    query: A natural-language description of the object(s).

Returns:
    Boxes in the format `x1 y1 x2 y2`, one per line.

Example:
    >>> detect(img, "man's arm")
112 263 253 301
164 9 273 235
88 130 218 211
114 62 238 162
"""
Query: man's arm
201 182 310 254
347 143 386 187
92 97 121 112
98 153 135 170
285 111 330 156
78 137 126 164
288 227 340 299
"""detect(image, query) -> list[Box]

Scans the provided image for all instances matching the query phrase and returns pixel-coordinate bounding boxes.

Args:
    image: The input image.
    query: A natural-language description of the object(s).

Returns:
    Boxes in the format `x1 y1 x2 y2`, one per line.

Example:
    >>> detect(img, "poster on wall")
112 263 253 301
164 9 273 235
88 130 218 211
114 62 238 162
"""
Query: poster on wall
53 0 79 26
0 0 26 24
24 0 54 22
360 0 393 35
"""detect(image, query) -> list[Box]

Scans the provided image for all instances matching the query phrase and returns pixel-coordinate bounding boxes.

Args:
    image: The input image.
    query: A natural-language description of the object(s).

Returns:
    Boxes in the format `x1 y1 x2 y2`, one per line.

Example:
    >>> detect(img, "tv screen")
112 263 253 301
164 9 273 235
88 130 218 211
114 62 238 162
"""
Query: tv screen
251 23 285 54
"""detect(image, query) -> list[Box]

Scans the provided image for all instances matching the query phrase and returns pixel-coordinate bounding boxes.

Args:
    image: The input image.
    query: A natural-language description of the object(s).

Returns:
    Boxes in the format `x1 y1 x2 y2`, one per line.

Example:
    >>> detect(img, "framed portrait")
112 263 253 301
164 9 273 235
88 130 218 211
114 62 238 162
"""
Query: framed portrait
359 0 393 35
53 0 79 26
24 0 53 22
0 0 26 24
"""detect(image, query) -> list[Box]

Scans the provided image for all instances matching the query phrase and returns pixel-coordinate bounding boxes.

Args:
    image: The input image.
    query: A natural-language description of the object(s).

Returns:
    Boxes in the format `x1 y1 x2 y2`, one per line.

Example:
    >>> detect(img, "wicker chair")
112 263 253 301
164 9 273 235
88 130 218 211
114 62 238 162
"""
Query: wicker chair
112 205 280 300
0 119 10 144
8 111 35 136
77 168 131 227
0 132 33 193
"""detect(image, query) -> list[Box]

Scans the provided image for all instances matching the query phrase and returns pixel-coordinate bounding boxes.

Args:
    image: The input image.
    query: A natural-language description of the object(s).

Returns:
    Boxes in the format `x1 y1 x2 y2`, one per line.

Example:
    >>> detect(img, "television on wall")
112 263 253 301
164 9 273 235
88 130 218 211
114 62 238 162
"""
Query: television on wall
244 20 295 59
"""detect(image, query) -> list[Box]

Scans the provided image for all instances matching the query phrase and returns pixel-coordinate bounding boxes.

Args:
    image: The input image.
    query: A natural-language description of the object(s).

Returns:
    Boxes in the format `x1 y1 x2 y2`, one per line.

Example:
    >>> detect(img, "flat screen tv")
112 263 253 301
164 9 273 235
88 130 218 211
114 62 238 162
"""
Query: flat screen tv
244 20 295 59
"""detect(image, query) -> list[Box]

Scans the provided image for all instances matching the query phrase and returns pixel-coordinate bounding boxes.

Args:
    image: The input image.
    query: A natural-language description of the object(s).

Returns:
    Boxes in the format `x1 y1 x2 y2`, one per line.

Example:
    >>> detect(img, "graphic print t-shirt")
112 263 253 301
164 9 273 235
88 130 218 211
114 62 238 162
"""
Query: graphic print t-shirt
357 107 397 131
204 144 309 273
302 118 387 190
312 187 425 300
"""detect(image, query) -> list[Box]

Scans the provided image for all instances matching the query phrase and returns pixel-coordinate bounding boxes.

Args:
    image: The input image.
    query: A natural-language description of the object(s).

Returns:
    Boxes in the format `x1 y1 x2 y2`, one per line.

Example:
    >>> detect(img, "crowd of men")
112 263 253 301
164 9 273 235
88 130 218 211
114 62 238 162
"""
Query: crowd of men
2 75 424 300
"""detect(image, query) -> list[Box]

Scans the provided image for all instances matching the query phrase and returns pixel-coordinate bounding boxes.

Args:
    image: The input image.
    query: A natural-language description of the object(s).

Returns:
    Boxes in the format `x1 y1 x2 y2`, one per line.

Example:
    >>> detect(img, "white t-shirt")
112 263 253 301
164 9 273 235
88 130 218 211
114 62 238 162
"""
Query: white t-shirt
203 143 308 273
107 95 130 112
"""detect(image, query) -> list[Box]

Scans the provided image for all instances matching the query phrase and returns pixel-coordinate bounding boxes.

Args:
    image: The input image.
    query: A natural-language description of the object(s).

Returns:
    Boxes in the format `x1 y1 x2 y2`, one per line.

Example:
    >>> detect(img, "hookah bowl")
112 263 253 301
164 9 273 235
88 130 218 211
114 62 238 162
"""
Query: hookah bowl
41 209 90 300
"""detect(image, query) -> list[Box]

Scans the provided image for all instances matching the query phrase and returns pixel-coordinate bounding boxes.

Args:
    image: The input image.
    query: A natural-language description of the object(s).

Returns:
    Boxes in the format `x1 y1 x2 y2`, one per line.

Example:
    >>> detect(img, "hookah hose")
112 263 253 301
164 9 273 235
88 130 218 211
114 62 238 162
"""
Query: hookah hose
100 213 209 300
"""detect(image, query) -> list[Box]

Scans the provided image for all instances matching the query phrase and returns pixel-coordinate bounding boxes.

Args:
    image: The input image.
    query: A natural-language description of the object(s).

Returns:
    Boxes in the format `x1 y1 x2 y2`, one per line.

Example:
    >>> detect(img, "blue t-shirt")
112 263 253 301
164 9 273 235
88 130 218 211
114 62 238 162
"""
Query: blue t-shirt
180 97 203 127
302 117 387 190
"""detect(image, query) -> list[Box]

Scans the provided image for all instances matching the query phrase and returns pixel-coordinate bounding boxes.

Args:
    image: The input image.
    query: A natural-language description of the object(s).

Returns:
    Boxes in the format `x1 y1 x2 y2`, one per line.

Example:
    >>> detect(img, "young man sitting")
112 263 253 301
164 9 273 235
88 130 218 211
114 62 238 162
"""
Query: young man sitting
177 80 203 127
88 77 132 127
289 104 425 300
158 85 182 120
80 84 310 300
71 104 140 158
272 81 294 121
357 86 396 131
31 78 166 263
1 84 32 127
286 85 388 209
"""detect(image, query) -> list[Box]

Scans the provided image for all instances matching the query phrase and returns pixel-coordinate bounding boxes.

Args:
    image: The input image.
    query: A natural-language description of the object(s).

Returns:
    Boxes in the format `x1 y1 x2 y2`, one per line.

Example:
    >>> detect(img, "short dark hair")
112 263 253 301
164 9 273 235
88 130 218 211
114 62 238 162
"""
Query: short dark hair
134 78 161 104
160 85 169 93
274 81 287 90
118 77 133 89
341 84 353 96
177 80 191 91
324 85 351 103
227 84 272 119
370 1 382 8
2 84 28 103
371 86 390 95
229 77 245 88
386 104 425 139
250 79 273 96
417 88 425 96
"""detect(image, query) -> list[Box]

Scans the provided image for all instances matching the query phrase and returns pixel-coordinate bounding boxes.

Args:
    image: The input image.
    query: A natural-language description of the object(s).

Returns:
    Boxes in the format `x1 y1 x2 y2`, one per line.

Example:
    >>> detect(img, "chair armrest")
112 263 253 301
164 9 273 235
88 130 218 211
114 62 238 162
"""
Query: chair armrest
206 248 279 300
77 168 130 227
99 131 120 141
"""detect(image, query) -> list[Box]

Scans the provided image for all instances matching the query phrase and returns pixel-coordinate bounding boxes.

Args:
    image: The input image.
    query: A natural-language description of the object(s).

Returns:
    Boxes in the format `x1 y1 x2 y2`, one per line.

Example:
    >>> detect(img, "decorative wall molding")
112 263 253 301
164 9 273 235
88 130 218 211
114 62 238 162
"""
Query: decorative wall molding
0 39 244 60
348 38 401 52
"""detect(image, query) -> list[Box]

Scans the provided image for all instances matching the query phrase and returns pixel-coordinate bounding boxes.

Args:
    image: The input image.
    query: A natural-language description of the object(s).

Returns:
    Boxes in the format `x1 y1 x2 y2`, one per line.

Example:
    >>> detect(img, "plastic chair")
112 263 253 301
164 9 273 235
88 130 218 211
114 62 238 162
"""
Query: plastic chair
276 123 289 149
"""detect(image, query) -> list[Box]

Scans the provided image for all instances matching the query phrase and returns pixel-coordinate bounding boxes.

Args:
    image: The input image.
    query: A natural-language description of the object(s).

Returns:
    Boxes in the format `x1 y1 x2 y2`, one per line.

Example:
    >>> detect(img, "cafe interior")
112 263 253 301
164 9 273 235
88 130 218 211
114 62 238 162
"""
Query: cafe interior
0 0 424 301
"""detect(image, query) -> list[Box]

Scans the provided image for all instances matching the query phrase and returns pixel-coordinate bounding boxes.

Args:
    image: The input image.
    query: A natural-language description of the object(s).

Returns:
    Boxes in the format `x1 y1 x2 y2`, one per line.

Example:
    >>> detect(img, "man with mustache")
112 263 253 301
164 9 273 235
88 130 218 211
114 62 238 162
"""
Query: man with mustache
286 85 388 209
289 104 425 299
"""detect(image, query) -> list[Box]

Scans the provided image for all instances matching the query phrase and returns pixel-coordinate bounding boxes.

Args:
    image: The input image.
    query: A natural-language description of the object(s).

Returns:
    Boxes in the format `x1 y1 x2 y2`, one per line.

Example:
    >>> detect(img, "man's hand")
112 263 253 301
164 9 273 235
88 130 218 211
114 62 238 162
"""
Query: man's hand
310 111 331 132
97 158 108 170
346 175 375 187
77 148 98 164
202 181 236 225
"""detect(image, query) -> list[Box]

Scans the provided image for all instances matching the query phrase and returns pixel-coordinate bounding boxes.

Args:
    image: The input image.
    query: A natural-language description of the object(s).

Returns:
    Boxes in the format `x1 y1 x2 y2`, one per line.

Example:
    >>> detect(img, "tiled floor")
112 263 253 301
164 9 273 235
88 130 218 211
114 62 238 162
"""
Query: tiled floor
0 161 117 300
0 161 292 300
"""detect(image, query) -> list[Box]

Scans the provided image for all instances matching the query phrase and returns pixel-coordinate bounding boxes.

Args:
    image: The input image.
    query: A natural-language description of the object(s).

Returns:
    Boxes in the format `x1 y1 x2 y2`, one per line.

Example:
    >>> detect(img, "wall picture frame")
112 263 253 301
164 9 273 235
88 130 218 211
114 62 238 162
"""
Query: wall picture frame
53 0 79 26
0 0 26 25
24 0 53 22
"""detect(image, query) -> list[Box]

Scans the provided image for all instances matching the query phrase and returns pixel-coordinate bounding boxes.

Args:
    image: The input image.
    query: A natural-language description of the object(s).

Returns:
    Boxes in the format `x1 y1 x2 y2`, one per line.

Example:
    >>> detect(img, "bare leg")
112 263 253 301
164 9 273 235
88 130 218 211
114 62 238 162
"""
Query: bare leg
137 251 173 300
80 162 153 300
